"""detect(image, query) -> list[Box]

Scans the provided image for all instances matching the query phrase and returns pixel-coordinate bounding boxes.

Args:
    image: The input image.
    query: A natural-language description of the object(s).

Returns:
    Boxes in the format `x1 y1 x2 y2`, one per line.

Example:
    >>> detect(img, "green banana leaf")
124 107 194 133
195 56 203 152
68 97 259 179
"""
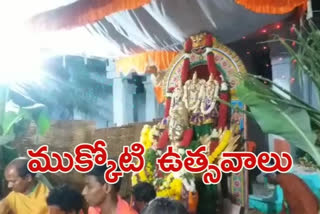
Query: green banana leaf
20 103 50 136
0 102 50 146
3 111 22 135
236 76 320 165
0 85 9 129
0 134 15 145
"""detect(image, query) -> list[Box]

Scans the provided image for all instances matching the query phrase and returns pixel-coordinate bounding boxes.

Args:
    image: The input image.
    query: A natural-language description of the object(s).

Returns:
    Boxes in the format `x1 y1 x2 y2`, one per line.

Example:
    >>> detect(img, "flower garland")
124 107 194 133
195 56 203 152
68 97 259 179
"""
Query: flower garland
132 126 157 186
156 173 183 201
133 123 237 200
132 125 184 200
132 161 155 185
140 125 153 150
132 173 138 186
173 168 196 193
208 130 231 163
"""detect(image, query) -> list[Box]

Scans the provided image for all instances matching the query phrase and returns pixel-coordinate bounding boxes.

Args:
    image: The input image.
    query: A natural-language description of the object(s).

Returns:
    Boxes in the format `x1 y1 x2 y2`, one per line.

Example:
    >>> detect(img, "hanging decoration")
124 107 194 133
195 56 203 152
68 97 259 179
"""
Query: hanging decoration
29 0 150 30
26 0 299 59
235 0 307 15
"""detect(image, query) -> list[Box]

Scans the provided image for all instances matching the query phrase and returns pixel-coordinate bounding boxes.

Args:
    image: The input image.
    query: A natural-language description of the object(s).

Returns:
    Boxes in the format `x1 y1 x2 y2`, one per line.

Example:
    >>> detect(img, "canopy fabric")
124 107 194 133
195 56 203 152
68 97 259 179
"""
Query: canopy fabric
29 0 304 30
25 0 297 59
29 0 150 30
85 0 291 56
235 0 307 15
116 51 178 74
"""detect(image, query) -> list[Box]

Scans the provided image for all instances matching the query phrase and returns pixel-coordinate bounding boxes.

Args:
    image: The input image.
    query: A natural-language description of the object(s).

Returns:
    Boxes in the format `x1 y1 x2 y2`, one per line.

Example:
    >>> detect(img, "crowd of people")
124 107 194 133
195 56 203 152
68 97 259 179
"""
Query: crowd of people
0 157 188 214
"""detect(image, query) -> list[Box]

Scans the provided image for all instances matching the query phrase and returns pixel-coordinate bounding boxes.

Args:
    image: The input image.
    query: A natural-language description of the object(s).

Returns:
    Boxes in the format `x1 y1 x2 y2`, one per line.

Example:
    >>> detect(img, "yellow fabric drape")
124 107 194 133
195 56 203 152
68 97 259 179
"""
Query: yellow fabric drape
235 0 307 14
116 51 178 74
30 0 151 30
5 182 49 214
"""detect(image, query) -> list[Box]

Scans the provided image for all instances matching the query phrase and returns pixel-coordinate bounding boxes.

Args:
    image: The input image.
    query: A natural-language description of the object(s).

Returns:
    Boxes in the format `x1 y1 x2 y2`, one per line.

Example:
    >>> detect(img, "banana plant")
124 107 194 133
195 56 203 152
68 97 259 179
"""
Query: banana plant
236 74 320 165
0 85 50 162
235 21 320 166
0 84 50 197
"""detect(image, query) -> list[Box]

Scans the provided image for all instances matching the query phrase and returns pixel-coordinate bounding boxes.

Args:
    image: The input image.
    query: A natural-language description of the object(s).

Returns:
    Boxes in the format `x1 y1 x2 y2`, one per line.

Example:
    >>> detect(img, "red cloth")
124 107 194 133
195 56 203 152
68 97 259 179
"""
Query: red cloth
247 141 256 153
181 58 190 84
88 206 100 214
157 129 169 149
205 34 213 47
210 141 219 154
184 38 192 53
207 52 221 83
276 173 318 214
164 98 171 117
217 93 229 130
88 195 137 214
181 38 192 84
180 128 193 148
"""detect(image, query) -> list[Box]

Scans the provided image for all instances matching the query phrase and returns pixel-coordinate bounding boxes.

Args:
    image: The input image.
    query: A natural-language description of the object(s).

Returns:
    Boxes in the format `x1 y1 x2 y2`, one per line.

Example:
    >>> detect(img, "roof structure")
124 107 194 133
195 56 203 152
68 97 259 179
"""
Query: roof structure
22 0 305 58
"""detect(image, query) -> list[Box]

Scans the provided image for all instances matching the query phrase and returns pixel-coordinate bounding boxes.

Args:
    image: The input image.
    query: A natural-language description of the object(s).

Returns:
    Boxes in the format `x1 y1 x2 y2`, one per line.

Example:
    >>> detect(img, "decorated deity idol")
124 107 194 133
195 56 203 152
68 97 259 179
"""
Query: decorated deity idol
200 74 220 125
183 73 205 125
170 80 184 116
190 32 207 55
135 32 249 214
183 72 202 111
168 100 189 147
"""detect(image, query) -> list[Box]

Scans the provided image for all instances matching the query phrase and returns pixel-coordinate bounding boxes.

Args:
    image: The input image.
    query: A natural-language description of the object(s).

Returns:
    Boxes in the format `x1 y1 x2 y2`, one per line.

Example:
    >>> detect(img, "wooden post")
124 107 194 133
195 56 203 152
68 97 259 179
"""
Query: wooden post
0 85 9 199
0 146 5 198
243 105 249 214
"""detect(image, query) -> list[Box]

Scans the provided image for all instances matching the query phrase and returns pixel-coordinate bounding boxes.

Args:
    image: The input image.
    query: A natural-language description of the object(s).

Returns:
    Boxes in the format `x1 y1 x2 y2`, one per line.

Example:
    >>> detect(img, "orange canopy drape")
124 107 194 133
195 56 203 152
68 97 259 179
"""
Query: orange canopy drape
116 51 178 104
235 0 307 14
116 51 178 74
154 86 165 103
29 0 151 30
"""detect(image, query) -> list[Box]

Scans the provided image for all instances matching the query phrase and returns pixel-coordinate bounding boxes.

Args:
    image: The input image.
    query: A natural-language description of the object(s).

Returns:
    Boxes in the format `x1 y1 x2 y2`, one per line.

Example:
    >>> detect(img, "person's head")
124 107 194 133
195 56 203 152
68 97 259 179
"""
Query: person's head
82 159 122 207
142 198 188 214
47 185 85 214
132 182 156 213
5 157 36 193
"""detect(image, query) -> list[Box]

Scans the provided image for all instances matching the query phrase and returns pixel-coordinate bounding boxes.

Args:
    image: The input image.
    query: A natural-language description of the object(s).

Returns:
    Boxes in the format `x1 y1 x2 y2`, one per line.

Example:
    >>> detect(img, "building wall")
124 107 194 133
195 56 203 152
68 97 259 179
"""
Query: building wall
134 92 146 122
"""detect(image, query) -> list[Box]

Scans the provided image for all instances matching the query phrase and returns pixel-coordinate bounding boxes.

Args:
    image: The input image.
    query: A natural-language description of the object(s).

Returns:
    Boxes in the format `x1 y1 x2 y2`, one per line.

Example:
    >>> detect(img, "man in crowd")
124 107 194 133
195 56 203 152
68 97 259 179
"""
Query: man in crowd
131 182 156 213
266 172 319 214
47 185 85 214
0 157 50 214
142 198 188 214
82 159 137 214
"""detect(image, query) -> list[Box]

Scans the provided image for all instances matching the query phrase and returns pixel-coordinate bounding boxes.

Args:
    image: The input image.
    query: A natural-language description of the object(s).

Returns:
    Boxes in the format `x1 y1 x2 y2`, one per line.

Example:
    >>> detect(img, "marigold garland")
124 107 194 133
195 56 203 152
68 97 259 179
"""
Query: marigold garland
145 162 154 183
169 178 183 200
156 173 183 200
132 174 138 186
140 125 152 150
138 168 148 182
135 122 237 200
